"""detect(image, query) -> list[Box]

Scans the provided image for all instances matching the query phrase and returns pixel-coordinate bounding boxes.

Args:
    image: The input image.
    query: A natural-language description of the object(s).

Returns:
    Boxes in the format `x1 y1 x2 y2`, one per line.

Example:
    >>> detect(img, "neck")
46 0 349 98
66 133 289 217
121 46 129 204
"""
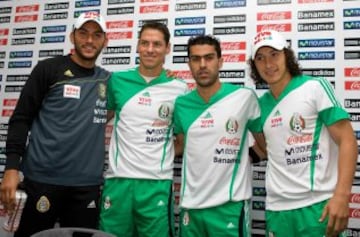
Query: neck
139 65 163 77
70 54 96 69
269 72 292 99
197 80 221 103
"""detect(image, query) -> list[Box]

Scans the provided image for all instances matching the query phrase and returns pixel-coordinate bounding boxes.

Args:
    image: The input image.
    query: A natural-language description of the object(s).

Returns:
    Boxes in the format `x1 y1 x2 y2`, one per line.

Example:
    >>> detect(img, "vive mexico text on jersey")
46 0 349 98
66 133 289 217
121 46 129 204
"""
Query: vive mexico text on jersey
106 67 188 180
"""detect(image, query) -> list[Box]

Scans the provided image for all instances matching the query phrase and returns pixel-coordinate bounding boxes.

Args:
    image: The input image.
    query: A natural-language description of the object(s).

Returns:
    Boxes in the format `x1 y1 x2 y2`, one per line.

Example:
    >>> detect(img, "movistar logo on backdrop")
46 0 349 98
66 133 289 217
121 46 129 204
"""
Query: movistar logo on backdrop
214 0 246 8
40 35 65 43
174 28 205 37
8 61 32 68
298 51 335 60
175 16 205 25
344 8 360 17
344 21 360 30
75 0 101 8
10 51 33 58
298 39 335 48
42 25 66 33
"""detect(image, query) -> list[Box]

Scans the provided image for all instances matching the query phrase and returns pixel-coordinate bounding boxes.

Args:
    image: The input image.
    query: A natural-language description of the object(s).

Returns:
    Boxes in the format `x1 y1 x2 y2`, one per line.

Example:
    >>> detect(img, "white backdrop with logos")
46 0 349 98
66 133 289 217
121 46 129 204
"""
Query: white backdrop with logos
0 0 359 236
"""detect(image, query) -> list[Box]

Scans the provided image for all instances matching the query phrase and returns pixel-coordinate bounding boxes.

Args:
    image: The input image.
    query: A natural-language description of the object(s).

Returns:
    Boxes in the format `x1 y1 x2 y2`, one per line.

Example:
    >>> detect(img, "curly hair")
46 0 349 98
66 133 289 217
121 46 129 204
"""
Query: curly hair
247 47 302 85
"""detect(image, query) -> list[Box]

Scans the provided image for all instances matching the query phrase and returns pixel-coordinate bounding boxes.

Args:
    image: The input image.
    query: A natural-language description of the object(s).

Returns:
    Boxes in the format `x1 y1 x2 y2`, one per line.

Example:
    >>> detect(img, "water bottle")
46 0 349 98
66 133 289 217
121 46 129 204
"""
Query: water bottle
2 190 27 232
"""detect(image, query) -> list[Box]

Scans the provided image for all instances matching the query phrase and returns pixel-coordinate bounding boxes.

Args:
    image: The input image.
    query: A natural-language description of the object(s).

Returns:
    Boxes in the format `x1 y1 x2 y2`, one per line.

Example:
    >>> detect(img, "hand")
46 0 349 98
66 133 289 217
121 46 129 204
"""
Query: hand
0 169 20 213
319 194 349 237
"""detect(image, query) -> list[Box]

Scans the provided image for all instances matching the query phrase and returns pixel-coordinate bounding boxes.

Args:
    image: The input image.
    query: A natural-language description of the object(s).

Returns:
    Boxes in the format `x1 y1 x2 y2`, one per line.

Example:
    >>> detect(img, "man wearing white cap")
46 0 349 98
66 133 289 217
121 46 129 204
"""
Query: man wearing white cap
248 30 357 237
0 11 110 237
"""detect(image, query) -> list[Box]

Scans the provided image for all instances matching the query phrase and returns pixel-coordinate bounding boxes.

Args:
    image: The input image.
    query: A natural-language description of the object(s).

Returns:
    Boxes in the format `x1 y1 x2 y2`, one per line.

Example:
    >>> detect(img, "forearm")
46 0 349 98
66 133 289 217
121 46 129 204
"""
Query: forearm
334 137 358 197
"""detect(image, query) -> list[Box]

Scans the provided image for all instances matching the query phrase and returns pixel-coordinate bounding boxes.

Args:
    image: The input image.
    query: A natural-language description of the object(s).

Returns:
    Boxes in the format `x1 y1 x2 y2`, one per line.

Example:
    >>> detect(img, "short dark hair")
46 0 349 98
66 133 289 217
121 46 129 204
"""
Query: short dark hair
187 35 222 58
247 47 302 85
139 21 170 45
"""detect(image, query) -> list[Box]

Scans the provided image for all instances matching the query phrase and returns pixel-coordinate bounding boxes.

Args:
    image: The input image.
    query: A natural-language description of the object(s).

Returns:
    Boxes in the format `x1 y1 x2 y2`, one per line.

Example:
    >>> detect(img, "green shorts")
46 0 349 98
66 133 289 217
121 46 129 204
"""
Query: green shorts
99 178 174 237
266 199 346 237
179 200 250 237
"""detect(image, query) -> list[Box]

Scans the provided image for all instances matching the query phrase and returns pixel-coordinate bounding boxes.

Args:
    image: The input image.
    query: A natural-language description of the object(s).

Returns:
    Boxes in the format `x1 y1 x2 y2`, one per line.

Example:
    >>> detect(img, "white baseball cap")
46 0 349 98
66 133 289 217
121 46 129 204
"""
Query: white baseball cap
251 30 287 59
74 12 106 32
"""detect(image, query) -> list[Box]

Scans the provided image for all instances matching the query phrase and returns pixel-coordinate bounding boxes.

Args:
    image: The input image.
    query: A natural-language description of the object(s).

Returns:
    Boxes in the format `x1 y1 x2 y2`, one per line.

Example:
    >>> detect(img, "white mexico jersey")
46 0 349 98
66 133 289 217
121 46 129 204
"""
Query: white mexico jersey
260 75 350 211
106 68 188 180
174 83 262 209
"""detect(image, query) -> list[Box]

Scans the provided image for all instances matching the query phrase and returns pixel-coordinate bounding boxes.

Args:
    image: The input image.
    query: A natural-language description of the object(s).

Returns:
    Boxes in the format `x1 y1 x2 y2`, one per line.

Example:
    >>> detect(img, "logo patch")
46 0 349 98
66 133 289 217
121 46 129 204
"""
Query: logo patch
36 196 50 213
63 84 81 99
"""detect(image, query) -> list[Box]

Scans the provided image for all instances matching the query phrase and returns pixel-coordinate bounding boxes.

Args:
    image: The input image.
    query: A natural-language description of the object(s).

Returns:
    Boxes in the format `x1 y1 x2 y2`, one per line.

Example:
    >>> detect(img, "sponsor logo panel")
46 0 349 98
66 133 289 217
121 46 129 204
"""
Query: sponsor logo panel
214 15 246 24
298 51 335 60
13 27 36 35
16 4 39 13
298 39 334 48
44 2 69 11
298 22 335 31
43 12 68 20
257 11 291 21
107 7 134 15
345 51 360 59
214 0 246 8
39 49 64 58
257 23 291 32
298 10 334 19
75 0 101 8
345 81 360 90
302 68 335 77
175 2 206 11
344 38 360 47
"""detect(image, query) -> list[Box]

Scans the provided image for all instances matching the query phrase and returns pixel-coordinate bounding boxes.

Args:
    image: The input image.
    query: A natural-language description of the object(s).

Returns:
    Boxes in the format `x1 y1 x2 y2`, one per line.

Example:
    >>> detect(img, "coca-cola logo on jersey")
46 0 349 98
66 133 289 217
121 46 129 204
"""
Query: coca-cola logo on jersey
345 81 360 90
350 208 360 218
345 67 360 77
350 193 360 204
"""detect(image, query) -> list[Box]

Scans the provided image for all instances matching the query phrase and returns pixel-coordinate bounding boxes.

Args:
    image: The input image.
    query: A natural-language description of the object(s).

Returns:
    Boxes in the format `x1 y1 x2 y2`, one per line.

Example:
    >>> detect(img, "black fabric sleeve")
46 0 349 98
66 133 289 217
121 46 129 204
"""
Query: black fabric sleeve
5 59 54 170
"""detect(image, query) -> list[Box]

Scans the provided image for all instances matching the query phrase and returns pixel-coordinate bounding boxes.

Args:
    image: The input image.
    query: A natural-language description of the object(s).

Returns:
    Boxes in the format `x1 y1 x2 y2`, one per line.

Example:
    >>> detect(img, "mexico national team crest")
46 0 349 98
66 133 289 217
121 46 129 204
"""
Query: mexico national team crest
36 195 50 213
290 112 305 133
158 103 170 119
97 82 107 100
226 117 239 134
182 211 190 226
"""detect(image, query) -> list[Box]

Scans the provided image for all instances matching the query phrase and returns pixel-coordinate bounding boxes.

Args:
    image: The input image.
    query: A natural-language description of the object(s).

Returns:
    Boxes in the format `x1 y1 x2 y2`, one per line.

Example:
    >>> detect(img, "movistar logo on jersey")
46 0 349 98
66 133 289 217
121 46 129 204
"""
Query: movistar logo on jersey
138 91 151 106
200 112 214 128
226 117 239 134
290 112 305 133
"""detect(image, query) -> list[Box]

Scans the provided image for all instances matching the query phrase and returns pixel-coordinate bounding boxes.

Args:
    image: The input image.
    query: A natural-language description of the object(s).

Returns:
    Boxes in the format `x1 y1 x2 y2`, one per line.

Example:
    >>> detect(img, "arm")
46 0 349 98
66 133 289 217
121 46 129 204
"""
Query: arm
0 60 50 211
319 119 357 237
250 132 267 163
107 110 114 123
174 133 184 157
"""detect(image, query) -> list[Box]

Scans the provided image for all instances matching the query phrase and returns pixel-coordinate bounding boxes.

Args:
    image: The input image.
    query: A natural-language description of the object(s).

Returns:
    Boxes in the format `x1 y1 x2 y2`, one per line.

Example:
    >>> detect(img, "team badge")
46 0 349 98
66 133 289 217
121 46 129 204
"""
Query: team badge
226 117 239 134
98 83 107 100
182 211 190 226
290 112 305 133
36 196 50 213
104 196 111 210
158 103 170 119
